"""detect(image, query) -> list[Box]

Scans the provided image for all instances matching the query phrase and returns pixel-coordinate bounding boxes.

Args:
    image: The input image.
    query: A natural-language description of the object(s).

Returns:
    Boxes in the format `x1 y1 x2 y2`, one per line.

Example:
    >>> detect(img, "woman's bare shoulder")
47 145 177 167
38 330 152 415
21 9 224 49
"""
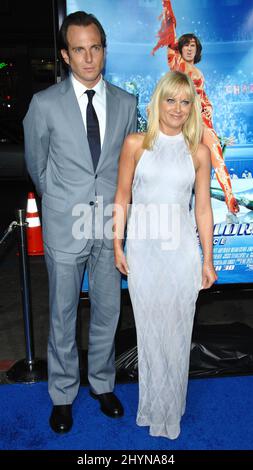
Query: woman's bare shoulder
124 132 146 148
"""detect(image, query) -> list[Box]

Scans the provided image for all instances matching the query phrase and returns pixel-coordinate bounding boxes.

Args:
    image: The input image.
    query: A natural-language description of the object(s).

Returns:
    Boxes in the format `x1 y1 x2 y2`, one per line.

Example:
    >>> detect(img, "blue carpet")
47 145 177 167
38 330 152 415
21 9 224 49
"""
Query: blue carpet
0 376 252 450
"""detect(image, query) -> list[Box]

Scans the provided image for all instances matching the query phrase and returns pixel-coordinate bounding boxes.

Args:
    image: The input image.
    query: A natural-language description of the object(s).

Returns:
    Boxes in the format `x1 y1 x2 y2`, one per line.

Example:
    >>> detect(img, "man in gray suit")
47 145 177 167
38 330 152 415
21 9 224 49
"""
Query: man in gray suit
23 11 137 434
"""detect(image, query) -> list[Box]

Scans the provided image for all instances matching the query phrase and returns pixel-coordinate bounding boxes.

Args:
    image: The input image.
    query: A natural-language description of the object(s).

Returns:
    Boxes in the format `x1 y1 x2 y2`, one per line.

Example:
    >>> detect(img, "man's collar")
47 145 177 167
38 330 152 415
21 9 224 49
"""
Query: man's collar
71 74 105 98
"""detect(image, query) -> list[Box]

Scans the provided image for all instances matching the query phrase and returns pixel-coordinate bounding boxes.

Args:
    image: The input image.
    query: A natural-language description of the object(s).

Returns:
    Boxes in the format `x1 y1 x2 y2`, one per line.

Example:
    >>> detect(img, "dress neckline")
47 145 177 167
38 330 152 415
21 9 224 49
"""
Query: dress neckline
159 130 183 140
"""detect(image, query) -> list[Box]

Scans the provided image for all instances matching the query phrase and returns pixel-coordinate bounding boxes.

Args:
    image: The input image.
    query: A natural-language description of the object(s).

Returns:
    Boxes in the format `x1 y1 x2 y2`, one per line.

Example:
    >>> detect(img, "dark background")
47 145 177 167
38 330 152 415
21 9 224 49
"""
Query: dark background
0 1 56 371
0 0 57 238
0 0 58 186
0 0 55 127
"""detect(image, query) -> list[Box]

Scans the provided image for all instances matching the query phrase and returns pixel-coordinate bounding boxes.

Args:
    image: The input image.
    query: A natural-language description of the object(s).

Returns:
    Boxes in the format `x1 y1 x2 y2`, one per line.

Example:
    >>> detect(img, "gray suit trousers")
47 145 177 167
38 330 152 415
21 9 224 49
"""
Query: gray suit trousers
44 238 121 405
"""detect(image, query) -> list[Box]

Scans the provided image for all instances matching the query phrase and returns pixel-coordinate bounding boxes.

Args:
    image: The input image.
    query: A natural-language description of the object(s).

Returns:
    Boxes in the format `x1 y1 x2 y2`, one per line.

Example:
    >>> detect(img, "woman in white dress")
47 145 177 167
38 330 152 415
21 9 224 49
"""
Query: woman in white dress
113 71 217 440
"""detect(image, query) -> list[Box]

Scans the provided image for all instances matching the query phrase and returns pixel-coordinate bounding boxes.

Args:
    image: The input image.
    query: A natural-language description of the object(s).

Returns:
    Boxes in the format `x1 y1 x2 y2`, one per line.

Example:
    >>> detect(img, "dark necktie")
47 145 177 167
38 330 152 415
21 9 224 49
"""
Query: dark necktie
85 89 101 171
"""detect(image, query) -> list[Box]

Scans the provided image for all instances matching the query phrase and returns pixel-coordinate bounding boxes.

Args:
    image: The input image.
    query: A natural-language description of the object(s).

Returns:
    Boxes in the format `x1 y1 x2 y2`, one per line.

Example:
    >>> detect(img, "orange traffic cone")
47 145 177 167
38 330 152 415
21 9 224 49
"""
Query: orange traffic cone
26 192 44 255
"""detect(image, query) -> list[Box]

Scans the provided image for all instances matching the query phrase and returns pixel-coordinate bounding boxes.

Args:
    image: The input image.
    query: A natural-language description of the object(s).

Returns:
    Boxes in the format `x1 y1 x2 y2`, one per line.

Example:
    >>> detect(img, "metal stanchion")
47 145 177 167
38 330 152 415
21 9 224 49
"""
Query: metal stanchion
6 209 47 383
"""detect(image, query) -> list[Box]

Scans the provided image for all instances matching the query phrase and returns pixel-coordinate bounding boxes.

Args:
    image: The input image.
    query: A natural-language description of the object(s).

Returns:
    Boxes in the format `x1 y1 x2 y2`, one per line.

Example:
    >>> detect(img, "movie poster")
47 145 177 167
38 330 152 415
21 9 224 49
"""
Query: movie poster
66 0 253 285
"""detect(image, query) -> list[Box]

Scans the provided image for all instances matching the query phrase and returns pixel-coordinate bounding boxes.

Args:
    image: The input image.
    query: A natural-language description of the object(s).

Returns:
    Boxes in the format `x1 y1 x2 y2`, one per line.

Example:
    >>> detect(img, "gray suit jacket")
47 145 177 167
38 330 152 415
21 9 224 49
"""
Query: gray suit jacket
23 77 137 252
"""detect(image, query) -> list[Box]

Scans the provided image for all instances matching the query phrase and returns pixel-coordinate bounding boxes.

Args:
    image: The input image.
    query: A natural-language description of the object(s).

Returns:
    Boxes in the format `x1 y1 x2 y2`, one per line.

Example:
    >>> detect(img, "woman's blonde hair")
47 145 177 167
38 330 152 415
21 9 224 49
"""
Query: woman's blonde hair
143 71 203 155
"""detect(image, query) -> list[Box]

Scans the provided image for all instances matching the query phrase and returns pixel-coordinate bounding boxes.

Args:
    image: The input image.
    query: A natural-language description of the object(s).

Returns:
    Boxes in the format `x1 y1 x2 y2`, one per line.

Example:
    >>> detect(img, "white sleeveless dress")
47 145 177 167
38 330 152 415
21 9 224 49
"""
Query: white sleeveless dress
126 131 202 439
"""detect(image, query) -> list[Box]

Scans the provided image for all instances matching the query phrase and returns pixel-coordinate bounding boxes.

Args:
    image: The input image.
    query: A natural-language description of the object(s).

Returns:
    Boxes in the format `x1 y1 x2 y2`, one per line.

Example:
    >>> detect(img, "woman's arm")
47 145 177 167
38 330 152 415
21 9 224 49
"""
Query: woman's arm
113 134 143 275
194 143 218 288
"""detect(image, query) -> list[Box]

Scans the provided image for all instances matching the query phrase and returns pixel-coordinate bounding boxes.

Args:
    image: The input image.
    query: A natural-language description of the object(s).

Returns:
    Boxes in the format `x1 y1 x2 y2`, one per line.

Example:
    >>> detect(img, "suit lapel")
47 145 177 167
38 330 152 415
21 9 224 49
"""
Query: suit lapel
60 77 94 173
96 81 120 172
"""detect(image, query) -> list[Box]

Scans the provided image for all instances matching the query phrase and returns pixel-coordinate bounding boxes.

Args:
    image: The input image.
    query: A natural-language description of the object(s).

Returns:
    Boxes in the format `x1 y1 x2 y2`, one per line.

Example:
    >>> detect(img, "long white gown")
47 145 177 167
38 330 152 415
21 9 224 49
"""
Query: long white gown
126 131 202 439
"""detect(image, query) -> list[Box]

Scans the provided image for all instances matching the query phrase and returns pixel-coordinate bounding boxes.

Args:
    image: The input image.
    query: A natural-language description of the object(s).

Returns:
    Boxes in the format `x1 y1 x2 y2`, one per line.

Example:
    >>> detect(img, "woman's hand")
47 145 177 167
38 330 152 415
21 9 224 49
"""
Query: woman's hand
114 247 130 276
201 261 217 289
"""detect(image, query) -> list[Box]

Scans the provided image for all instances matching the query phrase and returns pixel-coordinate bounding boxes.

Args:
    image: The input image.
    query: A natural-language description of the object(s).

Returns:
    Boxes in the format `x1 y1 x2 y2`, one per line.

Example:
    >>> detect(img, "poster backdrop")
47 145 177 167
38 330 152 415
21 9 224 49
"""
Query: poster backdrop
66 0 253 285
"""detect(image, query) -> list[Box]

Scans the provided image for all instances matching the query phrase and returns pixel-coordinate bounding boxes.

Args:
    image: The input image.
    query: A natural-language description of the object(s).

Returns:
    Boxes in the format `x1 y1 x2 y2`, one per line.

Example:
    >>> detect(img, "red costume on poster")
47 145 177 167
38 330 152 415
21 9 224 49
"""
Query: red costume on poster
152 0 239 214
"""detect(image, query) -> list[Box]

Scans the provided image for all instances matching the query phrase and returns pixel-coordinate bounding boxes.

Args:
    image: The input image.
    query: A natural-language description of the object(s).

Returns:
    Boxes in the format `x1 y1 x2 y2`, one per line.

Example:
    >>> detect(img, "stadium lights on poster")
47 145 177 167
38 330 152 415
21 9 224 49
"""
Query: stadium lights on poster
61 0 253 287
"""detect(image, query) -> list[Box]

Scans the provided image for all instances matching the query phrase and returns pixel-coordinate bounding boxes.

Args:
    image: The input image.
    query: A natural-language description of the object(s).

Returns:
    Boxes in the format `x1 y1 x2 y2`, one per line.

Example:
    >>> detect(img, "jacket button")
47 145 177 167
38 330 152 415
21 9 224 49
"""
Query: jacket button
89 201 95 206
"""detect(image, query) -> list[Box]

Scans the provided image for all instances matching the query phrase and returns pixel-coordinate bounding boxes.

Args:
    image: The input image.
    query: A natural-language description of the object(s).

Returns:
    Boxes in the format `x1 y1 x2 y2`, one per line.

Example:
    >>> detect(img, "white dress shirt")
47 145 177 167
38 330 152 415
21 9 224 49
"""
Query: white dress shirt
71 74 106 146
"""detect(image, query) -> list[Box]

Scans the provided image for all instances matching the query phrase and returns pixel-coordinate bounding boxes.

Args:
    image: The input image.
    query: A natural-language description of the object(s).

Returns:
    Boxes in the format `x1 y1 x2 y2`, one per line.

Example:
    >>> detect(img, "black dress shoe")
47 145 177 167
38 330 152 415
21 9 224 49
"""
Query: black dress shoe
49 405 73 434
90 391 124 418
